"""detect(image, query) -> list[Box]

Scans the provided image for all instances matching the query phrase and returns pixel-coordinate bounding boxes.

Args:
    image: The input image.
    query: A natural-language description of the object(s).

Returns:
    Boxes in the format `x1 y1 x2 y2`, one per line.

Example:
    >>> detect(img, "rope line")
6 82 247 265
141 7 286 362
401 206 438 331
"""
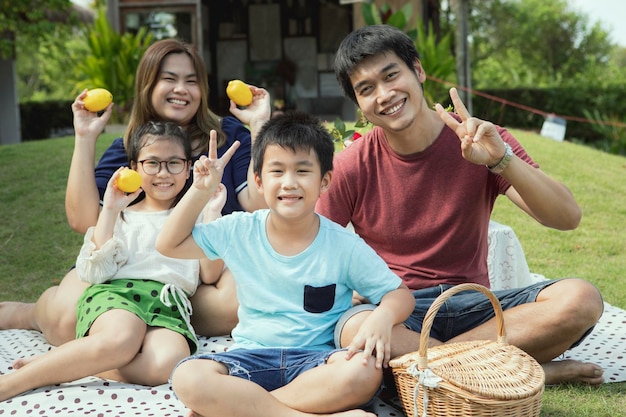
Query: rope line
426 75 626 129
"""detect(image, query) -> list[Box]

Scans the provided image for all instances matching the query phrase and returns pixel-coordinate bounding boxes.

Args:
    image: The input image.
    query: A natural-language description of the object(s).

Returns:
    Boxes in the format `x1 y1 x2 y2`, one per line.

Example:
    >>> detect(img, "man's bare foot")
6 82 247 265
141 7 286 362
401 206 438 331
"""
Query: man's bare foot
542 359 604 385
0 302 38 330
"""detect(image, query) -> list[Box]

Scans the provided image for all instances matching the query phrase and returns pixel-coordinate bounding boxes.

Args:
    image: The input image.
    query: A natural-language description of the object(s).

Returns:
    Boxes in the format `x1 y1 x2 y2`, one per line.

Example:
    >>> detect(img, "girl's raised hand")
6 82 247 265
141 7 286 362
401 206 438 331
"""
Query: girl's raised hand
102 167 143 212
193 130 240 192
435 87 507 167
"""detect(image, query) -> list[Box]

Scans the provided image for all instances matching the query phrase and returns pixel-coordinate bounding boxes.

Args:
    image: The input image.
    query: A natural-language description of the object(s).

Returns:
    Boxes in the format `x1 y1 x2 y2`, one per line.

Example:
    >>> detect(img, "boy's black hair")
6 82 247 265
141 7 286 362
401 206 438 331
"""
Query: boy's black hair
334 24 421 104
252 111 334 177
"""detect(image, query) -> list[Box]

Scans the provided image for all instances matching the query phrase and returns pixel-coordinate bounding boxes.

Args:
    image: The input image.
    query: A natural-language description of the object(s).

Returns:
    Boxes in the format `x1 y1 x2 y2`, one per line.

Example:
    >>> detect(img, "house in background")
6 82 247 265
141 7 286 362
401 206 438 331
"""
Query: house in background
106 0 426 121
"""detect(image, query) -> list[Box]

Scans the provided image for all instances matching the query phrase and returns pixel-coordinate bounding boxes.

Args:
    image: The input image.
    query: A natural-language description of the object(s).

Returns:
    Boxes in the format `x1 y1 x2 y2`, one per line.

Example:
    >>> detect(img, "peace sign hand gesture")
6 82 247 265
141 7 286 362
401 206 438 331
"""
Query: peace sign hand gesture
192 130 240 193
435 87 507 167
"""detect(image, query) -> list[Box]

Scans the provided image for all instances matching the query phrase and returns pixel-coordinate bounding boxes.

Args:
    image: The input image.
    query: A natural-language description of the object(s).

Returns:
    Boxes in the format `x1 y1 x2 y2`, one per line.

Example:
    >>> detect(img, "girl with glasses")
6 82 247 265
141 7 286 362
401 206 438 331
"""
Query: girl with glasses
0 39 270 347
0 120 240 401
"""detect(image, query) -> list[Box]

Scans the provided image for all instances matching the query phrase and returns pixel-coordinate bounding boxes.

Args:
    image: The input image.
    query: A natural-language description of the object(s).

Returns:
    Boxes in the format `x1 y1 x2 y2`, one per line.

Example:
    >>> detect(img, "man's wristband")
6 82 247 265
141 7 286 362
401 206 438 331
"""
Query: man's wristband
487 142 513 174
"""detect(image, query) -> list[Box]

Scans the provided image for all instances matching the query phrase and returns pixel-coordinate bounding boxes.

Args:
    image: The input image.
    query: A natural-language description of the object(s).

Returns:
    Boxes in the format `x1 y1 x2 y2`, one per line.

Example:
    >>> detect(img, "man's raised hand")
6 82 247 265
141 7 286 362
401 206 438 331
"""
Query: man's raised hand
435 87 507 167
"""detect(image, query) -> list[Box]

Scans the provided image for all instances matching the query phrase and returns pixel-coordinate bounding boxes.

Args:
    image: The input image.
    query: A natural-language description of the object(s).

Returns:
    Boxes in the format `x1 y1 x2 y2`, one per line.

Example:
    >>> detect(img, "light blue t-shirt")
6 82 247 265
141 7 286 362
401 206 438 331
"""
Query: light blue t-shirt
192 210 402 351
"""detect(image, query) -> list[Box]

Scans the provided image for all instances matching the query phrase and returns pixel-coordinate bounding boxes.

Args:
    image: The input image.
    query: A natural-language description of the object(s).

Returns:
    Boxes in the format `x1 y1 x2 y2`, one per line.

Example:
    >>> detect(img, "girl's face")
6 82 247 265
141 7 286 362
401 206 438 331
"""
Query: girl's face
151 53 202 127
130 137 191 211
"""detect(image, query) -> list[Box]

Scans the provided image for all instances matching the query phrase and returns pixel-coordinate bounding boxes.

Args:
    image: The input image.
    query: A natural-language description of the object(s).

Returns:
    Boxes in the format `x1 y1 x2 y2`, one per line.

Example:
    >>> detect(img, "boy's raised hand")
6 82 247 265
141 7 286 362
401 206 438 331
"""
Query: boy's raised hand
435 87 508 168
202 183 227 223
193 130 240 192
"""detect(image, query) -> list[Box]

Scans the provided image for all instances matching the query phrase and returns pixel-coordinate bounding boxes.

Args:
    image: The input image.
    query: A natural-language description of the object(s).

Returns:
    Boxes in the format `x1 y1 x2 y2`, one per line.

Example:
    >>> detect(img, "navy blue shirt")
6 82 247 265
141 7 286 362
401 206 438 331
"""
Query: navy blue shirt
95 116 252 215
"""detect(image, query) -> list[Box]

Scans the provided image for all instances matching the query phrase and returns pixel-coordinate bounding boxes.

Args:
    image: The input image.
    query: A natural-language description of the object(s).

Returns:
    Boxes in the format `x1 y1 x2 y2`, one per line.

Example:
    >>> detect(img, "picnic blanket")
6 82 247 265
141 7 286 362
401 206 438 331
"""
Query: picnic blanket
1 222 625 415
2 296 625 416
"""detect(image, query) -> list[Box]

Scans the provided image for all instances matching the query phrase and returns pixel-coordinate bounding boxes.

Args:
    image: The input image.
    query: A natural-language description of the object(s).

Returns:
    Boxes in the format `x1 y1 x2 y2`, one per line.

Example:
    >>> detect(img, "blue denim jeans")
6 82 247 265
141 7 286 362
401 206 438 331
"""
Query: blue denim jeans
335 279 593 349
403 280 558 342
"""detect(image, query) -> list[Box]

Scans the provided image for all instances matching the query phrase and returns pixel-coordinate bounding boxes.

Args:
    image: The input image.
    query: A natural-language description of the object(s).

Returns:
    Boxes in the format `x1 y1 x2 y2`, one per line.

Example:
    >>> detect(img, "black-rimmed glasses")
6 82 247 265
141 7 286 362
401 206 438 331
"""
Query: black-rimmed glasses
138 158 188 175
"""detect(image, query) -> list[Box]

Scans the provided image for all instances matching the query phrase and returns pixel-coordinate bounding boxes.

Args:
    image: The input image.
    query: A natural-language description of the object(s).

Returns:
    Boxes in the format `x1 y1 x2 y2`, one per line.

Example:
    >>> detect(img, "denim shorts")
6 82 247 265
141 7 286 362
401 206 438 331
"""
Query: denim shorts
175 347 341 392
335 279 592 349
175 347 383 408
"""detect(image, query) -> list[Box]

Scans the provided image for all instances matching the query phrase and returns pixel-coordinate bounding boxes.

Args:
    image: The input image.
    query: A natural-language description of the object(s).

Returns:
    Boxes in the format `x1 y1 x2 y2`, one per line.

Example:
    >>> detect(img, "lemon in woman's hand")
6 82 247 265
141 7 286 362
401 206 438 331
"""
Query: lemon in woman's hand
115 168 142 193
84 88 113 112
226 80 252 107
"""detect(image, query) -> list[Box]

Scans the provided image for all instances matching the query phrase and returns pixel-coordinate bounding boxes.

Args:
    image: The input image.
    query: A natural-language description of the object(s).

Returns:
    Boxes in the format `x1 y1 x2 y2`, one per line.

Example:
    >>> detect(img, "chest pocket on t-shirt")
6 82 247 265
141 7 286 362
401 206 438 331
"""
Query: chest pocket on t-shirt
303 284 336 313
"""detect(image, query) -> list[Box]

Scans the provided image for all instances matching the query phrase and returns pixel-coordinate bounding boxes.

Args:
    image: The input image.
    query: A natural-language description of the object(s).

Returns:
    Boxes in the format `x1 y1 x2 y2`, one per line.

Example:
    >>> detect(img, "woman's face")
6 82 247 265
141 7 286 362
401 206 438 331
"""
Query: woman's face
151 53 202 127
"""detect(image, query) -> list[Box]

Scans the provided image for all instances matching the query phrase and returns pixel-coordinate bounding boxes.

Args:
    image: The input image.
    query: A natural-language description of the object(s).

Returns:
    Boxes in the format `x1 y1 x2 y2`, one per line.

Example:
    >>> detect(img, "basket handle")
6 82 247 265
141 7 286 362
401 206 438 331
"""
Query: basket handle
417 283 507 370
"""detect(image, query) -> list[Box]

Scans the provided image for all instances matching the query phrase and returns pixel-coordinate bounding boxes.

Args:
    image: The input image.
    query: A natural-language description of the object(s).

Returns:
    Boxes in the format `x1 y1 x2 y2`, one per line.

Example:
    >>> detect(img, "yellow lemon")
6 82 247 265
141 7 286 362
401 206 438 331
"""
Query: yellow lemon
84 88 113 112
114 168 142 193
226 80 253 106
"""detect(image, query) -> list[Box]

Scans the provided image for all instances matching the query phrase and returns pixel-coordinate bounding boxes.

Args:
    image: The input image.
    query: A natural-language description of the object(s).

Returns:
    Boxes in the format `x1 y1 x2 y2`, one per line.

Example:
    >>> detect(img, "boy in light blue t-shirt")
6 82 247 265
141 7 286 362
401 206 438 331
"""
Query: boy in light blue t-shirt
156 111 414 417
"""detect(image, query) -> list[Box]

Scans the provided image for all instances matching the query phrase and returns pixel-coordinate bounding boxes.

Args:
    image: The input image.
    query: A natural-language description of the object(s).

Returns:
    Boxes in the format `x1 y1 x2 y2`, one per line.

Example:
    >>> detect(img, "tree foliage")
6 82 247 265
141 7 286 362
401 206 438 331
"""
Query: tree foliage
468 0 616 88
0 0 75 59
17 25 86 102
74 8 153 122
14 5 152 122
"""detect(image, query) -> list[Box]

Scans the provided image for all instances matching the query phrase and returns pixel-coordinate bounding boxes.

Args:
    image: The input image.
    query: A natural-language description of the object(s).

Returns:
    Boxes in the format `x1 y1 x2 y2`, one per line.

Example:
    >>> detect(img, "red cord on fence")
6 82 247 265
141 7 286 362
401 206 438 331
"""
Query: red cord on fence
426 75 626 129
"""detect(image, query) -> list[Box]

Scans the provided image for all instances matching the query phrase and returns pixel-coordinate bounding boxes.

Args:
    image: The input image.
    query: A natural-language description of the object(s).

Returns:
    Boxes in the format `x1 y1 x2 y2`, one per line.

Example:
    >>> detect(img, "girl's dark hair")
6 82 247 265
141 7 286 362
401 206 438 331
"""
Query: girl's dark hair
334 24 420 104
124 38 225 158
128 120 192 163
252 111 334 177
128 121 192 209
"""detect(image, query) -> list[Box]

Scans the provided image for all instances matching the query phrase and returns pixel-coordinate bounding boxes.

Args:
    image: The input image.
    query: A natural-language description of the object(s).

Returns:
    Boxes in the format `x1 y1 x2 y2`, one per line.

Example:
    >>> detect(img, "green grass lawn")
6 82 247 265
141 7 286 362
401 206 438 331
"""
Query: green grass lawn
0 128 625 415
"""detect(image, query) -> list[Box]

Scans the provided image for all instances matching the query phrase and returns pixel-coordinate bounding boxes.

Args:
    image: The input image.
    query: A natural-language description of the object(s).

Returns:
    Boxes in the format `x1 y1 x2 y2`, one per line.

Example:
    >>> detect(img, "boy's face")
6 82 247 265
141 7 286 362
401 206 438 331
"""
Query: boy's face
350 52 427 133
254 144 331 221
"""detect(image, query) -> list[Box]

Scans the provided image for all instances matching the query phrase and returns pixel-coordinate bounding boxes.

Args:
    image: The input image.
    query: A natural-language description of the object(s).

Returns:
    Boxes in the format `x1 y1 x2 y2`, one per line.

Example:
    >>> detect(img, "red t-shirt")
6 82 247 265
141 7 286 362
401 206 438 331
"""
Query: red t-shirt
316 123 537 290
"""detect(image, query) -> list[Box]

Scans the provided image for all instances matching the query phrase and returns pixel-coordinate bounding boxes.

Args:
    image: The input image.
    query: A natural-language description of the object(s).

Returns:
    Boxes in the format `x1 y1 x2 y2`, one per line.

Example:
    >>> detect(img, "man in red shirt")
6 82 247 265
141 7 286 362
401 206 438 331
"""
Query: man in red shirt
317 24 604 385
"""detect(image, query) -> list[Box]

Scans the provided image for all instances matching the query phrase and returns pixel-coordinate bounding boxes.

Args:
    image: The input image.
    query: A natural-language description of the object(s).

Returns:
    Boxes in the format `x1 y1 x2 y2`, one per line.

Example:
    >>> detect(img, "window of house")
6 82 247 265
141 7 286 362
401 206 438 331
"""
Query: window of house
122 7 195 45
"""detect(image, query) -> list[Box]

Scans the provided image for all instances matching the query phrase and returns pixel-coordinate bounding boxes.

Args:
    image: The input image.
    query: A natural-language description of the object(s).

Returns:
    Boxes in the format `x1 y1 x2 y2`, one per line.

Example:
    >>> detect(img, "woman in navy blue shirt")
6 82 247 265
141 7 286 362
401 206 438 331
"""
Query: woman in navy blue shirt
2 39 270 345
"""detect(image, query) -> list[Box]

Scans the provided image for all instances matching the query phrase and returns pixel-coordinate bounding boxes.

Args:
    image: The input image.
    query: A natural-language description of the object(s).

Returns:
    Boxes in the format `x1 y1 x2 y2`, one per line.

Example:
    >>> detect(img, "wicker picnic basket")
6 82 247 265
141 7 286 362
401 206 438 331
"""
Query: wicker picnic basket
389 283 545 417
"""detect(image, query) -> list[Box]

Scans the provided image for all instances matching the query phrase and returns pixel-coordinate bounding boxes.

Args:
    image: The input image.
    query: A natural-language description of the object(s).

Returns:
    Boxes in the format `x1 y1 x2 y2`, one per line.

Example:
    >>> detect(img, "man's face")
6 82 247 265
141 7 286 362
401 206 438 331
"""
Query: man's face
350 53 427 133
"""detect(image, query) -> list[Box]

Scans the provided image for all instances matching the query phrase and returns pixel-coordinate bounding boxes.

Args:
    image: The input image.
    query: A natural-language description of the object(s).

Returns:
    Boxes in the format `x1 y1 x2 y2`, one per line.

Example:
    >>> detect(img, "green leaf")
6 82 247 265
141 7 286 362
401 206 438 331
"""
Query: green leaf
399 2 413 21
343 129 356 140
334 117 346 133
361 3 381 26
386 11 407 30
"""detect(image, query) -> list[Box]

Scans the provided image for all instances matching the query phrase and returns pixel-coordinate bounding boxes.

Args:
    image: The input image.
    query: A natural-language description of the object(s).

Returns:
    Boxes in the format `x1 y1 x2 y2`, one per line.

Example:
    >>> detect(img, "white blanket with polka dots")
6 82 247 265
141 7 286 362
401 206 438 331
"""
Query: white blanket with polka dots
1 222 624 415
1 293 624 416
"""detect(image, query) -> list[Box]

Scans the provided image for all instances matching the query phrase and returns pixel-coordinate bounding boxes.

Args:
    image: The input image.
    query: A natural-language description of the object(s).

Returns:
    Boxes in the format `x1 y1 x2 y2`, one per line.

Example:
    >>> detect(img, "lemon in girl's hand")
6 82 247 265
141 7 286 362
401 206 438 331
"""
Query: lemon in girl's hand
115 168 142 193
83 88 113 112
226 80 253 106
